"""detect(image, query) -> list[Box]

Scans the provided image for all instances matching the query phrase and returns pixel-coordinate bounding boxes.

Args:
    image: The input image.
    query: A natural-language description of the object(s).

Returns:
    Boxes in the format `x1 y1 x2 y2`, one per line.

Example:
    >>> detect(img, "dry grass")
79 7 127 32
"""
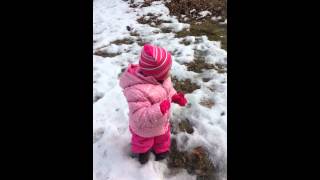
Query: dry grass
199 99 215 108
172 76 200 93
176 20 227 50
168 139 217 180
178 119 194 134
111 38 135 45
165 0 226 21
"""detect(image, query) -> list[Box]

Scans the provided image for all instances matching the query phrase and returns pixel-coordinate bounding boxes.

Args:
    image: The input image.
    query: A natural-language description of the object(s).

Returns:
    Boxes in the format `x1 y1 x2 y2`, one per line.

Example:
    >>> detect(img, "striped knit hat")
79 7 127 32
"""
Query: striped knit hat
139 44 172 80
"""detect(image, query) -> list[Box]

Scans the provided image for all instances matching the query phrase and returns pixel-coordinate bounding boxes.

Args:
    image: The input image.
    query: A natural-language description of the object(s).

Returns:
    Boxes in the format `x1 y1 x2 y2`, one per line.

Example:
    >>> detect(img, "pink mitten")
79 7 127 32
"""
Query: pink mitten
160 100 171 114
171 92 187 106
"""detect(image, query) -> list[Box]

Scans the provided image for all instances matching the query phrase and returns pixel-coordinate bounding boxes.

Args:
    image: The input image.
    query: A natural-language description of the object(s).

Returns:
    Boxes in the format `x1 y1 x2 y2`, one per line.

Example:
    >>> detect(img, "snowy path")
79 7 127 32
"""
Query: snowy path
93 0 227 180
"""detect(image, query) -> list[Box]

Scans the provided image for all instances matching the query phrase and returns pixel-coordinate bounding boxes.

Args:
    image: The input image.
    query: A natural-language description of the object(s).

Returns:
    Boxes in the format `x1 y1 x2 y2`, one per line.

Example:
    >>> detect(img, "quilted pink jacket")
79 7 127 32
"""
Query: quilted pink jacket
119 64 176 137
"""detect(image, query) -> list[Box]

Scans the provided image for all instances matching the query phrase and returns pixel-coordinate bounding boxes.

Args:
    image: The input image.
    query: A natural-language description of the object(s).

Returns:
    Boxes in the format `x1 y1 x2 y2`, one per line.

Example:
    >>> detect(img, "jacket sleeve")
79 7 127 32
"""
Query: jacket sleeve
168 78 177 101
124 87 166 128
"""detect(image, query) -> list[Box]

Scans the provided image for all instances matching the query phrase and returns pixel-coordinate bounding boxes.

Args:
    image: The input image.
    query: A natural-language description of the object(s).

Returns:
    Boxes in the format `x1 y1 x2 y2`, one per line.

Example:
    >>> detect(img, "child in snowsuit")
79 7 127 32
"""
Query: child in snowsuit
119 44 187 164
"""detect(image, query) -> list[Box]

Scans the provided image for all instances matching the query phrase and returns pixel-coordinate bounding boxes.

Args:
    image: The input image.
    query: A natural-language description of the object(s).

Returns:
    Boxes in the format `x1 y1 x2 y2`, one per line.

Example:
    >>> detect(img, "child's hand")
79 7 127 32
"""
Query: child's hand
171 92 187 106
160 100 171 114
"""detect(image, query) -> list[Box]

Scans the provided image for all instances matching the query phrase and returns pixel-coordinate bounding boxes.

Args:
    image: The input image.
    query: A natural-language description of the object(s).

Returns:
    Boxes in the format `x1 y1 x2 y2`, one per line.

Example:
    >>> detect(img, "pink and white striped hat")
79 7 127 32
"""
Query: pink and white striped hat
139 44 172 80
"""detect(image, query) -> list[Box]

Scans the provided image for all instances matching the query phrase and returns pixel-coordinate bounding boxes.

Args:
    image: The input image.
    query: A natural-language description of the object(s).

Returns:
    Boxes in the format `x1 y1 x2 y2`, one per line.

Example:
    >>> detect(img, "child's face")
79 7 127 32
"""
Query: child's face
156 70 170 81
164 70 170 79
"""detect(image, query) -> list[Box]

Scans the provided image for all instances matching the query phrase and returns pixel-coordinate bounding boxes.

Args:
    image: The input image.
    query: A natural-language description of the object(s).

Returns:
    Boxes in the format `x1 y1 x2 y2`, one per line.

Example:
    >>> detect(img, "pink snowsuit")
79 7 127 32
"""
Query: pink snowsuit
119 64 176 153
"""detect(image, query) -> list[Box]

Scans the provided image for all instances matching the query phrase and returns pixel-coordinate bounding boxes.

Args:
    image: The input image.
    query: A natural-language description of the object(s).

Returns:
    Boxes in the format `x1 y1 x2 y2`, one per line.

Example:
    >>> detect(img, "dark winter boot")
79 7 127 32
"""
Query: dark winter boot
155 151 169 161
138 151 151 164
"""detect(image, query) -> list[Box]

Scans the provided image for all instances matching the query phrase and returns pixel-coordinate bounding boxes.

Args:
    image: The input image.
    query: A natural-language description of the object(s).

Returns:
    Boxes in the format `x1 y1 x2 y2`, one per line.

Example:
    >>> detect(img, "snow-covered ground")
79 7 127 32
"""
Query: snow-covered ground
93 0 227 180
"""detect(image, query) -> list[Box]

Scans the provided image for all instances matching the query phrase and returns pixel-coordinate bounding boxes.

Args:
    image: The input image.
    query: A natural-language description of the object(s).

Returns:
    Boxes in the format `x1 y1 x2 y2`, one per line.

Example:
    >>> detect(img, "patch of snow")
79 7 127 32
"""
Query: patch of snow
198 10 212 18
160 22 190 32
93 0 137 49
220 19 227 24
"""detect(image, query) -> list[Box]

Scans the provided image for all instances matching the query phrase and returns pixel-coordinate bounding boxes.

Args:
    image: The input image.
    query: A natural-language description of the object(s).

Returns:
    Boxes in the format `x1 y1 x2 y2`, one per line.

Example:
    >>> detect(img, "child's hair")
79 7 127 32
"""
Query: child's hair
139 44 172 80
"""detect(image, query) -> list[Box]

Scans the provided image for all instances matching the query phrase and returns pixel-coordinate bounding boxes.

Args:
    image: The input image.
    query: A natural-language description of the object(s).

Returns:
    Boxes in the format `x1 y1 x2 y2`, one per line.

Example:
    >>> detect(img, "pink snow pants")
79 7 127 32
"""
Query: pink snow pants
130 126 171 154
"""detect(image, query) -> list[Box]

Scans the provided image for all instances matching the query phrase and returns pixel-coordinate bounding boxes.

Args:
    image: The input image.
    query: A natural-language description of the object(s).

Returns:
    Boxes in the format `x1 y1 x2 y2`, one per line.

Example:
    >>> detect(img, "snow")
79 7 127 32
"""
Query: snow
93 0 137 49
220 19 227 24
93 0 227 180
211 16 218 21
211 16 227 23
198 10 212 18
140 1 170 15
160 22 190 32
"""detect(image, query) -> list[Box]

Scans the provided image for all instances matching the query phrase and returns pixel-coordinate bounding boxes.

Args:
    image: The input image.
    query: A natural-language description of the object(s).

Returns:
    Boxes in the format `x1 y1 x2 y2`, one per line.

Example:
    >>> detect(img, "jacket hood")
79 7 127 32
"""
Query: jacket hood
119 64 160 89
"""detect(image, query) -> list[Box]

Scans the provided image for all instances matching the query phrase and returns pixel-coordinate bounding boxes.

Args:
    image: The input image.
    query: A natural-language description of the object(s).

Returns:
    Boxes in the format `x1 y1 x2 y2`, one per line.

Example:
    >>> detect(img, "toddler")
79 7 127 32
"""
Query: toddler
119 44 187 164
